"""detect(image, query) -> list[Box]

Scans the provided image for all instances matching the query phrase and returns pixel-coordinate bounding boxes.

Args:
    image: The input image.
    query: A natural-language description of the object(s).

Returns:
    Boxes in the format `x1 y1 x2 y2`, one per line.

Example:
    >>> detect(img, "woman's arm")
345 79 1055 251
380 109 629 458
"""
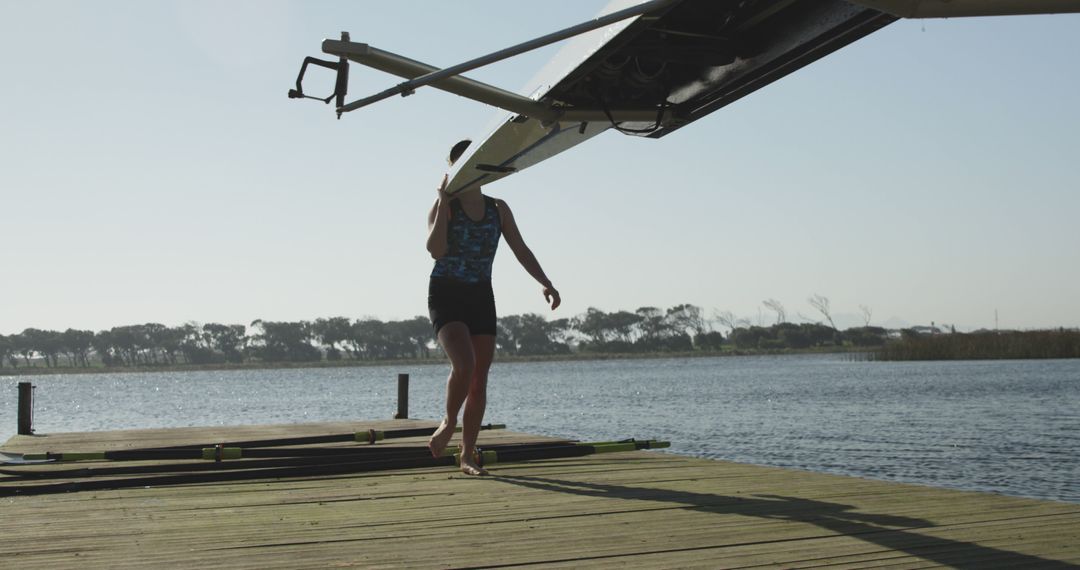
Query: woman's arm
497 199 561 310
426 175 451 259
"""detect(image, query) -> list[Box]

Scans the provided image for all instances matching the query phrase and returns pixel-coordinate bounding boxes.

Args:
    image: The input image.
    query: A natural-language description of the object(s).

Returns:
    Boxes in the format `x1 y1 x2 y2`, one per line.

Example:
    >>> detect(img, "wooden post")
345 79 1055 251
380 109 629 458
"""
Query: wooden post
394 373 409 419
17 382 34 435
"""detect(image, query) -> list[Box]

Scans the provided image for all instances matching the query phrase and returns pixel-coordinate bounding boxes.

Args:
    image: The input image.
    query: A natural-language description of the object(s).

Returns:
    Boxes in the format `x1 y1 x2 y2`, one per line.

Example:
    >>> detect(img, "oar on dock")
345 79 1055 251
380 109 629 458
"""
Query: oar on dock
141 422 508 450
0 423 508 465
0 440 665 479
0 440 670 496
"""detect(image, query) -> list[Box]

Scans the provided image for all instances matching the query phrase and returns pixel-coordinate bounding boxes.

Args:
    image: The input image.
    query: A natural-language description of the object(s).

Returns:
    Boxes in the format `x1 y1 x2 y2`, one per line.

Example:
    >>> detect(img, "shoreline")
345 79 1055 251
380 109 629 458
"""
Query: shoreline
0 347 867 377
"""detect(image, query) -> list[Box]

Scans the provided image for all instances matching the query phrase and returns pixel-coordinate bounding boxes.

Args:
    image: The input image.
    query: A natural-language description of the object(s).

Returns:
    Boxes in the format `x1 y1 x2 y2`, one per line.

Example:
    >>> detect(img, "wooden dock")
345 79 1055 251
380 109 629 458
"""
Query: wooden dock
2 420 1078 569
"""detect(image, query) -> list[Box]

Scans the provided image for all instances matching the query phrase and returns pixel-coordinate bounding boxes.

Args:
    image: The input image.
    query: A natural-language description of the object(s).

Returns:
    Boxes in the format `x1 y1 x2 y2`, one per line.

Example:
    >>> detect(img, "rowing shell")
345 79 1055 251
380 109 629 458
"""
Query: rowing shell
305 1 1080 195
442 0 897 194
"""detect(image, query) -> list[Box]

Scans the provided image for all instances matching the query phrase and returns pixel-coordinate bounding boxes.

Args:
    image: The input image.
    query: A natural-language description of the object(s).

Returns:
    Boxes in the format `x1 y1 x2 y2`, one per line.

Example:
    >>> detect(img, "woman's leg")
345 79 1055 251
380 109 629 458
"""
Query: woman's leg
459 334 495 475
428 322 475 457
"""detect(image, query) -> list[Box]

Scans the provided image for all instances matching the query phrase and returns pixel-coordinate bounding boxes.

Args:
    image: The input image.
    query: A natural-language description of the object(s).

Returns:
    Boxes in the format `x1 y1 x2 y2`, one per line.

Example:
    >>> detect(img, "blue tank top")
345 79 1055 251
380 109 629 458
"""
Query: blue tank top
431 196 502 283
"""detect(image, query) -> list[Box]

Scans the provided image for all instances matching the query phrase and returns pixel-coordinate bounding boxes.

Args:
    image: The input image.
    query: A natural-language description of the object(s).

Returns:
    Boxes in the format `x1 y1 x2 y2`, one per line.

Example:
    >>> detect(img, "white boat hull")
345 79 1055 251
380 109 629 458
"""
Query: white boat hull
445 0 644 194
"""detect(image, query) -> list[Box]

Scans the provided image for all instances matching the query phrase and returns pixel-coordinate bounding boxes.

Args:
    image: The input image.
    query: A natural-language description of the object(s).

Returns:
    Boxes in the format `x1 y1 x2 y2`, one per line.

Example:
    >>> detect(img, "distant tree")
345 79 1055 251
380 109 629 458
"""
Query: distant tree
140 323 171 364
10 333 30 367
802 323 837 347
694 330 724 351
383 318 429 359
22 328 63 367
574 308 615 345
728 326 767 350
660 333 693 352
92 330 117 367
666 304 705 336
312 317 353 357
498 313 569 356
635 307 666 343
714 310 750 334
62 329 95 367
16 330 37 367
547 318 578 348
18 329 42 366
338 319 361 359
606 310 645 343
176 322 218 364
808 294 838 330
108 325 140 366
0 334 11 369
859 304 873 327
45 329 66 367
496 315 524 355
351 318 389 359
348 318 418 360
172 323 207 364
347 319 376 360
204 323 247 363
763 299 786 325
775 323 811 349
400 316 434 359
714 310 736 332
251 320 320 362
844 326 887 347
156 326 187 365
509 313 552 354
572 308 633 352
117 324 154 365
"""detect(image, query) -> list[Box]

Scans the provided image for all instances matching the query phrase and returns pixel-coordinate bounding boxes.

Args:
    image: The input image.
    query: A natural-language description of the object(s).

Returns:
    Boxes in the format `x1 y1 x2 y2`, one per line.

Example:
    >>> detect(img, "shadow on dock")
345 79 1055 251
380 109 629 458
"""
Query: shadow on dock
493 475 1077 569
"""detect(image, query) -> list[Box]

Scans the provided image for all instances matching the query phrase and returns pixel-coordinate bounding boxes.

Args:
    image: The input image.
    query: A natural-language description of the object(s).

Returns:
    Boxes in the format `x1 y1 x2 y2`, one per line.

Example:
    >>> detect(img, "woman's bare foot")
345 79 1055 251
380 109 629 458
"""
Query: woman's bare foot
459 452 489 476
428 418 457 458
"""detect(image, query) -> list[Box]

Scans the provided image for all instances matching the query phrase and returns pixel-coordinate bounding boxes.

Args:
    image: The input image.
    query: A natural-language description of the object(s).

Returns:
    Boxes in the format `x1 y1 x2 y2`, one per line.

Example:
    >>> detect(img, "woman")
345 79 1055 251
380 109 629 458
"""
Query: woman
426 139 560 476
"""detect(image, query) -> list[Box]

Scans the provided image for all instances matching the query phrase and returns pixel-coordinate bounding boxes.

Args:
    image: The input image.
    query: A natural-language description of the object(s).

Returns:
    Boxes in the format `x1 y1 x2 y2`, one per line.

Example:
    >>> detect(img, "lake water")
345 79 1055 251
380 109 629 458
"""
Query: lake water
2 354 1078 503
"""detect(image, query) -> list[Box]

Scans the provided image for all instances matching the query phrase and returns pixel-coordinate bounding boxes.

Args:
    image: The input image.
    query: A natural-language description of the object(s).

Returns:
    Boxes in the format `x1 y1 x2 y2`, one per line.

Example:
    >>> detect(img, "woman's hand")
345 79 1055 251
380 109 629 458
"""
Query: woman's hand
436 174 450 201
543 285 561 310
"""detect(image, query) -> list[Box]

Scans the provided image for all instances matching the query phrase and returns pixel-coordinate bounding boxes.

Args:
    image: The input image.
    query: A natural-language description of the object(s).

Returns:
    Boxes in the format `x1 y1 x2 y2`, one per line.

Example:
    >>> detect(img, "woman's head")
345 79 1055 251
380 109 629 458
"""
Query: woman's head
448 139 471 166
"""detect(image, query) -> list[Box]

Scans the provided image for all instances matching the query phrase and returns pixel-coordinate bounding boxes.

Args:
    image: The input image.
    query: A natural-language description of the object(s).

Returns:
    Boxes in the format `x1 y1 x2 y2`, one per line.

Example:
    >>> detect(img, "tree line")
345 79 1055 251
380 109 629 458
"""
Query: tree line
0 302 896 370
0 318 435 369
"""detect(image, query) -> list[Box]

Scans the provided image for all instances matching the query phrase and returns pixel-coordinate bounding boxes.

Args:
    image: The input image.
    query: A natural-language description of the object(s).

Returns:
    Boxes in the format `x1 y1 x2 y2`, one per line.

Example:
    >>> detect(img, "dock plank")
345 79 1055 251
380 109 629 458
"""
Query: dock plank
2 421 1078 569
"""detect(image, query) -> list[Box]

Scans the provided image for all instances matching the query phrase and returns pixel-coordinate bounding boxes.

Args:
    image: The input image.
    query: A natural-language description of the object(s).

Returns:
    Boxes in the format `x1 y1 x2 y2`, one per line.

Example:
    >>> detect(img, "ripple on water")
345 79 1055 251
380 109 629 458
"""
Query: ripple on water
1 356 1078 503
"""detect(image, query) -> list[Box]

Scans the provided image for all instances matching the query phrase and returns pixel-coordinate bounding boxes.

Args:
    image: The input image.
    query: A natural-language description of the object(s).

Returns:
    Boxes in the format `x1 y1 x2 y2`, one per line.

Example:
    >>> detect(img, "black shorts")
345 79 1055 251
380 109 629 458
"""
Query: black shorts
428 278 497 336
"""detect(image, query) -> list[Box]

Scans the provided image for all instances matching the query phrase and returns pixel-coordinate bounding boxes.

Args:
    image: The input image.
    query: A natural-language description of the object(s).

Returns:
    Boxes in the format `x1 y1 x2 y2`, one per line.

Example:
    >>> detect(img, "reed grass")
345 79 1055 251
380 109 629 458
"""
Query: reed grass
875 329 1080 361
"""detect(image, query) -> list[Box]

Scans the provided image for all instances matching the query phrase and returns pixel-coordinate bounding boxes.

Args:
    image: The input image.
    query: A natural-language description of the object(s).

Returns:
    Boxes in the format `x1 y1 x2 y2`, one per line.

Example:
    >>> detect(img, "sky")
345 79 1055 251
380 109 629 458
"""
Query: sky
1 1 1078 335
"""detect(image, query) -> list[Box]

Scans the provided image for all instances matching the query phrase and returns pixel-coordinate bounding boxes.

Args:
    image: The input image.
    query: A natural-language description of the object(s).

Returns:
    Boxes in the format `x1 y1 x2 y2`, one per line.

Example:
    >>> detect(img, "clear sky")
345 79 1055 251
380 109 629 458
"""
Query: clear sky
2 1 1078 335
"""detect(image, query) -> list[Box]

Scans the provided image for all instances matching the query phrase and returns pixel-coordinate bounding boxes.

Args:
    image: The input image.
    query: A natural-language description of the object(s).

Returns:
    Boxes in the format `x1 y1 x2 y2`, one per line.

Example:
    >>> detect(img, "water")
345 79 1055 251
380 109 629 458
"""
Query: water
2 354 1078 503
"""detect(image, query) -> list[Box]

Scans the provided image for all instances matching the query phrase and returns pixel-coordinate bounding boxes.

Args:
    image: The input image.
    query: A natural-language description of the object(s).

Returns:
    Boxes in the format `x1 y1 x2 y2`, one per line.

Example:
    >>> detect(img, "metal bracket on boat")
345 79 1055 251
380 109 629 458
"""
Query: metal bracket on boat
288 32 351 118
